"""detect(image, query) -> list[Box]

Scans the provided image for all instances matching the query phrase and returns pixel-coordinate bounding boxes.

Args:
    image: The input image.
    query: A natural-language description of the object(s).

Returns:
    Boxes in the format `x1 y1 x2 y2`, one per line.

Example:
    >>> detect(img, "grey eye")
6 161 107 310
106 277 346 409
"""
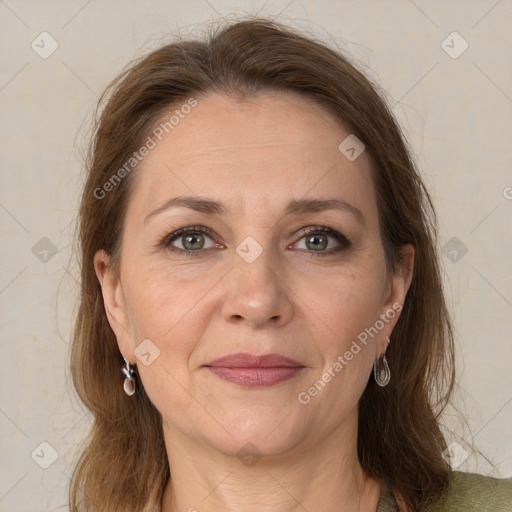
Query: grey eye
169 231 216 251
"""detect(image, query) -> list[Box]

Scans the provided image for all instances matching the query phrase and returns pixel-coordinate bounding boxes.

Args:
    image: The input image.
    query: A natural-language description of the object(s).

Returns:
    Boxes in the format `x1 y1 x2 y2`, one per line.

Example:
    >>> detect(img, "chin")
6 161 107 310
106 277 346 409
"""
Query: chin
200 408 308 460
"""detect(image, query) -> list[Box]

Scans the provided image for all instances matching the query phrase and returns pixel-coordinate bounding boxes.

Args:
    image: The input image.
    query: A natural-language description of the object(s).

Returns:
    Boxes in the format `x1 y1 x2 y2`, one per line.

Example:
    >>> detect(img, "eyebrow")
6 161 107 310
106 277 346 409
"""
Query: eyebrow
144 196 365 225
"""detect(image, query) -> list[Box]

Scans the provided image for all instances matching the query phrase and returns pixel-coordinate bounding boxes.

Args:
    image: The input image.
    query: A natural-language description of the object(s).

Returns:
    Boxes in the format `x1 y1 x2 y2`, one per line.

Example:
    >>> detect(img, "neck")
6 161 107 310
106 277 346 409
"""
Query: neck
160 413 382 512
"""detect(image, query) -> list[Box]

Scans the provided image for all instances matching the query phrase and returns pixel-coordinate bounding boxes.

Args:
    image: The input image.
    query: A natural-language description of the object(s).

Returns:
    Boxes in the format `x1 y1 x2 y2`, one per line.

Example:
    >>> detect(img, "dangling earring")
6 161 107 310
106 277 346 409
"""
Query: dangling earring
121 357 136 396
373 336 391 387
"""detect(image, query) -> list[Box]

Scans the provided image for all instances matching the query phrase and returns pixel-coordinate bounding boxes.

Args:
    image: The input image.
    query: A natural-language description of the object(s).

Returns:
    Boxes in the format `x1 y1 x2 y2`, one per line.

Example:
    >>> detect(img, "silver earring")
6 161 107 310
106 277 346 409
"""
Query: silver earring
373 336 391 387
121 357 136 396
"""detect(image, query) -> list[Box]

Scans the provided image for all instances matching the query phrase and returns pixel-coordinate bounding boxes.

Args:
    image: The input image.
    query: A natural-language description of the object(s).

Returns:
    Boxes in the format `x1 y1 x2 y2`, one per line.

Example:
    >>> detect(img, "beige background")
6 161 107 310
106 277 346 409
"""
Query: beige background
0 0 511 510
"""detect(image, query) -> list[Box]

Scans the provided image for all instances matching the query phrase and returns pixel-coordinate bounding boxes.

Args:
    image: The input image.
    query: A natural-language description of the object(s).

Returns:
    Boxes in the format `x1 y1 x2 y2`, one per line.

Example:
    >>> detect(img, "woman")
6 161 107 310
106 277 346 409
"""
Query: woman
70 17 512 512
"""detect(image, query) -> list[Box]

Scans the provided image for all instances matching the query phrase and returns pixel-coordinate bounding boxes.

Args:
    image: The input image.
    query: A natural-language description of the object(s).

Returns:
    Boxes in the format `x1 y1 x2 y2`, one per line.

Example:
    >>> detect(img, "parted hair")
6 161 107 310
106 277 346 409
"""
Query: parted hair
70 17 456 511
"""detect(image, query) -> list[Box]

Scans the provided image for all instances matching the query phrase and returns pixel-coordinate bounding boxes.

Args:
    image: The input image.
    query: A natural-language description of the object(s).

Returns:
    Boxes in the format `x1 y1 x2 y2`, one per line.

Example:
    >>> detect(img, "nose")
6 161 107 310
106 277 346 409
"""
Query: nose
221 249 294 330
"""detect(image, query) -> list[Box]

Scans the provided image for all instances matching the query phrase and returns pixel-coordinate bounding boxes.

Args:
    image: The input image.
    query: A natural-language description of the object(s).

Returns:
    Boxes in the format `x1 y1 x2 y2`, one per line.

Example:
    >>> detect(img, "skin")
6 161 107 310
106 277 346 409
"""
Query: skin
95 91 414 512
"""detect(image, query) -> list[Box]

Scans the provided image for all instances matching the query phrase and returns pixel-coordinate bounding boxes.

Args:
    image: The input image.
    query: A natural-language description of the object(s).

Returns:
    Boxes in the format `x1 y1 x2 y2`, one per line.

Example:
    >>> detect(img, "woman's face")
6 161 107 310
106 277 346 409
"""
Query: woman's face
96 92 413 459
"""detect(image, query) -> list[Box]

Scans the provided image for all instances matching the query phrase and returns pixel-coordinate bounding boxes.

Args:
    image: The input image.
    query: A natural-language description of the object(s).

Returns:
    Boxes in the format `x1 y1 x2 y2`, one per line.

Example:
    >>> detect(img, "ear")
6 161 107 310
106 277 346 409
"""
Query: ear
377 243 415 354
94 250 134 361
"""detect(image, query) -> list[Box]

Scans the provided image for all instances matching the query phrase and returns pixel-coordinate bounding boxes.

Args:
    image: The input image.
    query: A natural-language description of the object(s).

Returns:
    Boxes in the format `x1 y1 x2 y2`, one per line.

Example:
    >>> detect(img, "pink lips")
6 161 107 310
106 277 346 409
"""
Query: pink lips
204 353 305 387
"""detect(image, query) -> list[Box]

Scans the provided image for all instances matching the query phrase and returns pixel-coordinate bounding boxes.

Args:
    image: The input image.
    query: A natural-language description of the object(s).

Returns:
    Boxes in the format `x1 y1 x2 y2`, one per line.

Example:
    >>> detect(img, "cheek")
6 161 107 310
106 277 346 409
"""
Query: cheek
300 262 385 346
121 260 219 356
121 265 213 408
295 257 385 402
300 282 381 414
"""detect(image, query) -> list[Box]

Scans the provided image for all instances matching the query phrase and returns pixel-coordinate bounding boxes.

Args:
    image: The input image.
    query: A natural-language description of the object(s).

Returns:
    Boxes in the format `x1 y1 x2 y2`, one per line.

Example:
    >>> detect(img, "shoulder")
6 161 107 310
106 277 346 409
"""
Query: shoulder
427 471 512 511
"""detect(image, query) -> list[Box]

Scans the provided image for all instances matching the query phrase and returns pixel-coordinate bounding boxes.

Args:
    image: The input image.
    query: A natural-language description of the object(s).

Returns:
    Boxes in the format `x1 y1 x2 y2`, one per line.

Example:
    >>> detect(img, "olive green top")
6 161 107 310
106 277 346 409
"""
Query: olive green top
377 471 512 511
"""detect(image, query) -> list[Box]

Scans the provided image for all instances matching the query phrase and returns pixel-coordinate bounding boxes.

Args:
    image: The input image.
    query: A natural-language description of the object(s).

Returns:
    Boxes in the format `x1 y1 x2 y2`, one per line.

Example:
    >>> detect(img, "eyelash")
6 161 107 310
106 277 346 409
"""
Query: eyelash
160 225 352 258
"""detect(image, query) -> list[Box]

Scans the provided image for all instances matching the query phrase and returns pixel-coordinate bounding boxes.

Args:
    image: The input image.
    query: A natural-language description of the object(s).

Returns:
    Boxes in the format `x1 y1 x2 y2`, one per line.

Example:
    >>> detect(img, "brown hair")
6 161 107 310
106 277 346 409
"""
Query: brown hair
70 17 456 511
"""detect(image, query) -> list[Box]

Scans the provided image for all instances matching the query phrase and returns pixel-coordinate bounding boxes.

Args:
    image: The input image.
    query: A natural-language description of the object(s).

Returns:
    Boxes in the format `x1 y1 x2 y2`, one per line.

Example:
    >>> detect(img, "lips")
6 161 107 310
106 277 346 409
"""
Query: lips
206 353 304 368
204 353 305 387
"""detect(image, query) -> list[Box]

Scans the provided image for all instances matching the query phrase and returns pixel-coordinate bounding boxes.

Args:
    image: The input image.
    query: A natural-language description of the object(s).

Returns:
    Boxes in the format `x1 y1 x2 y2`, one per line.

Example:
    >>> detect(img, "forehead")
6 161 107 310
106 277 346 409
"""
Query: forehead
127 91 378 225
